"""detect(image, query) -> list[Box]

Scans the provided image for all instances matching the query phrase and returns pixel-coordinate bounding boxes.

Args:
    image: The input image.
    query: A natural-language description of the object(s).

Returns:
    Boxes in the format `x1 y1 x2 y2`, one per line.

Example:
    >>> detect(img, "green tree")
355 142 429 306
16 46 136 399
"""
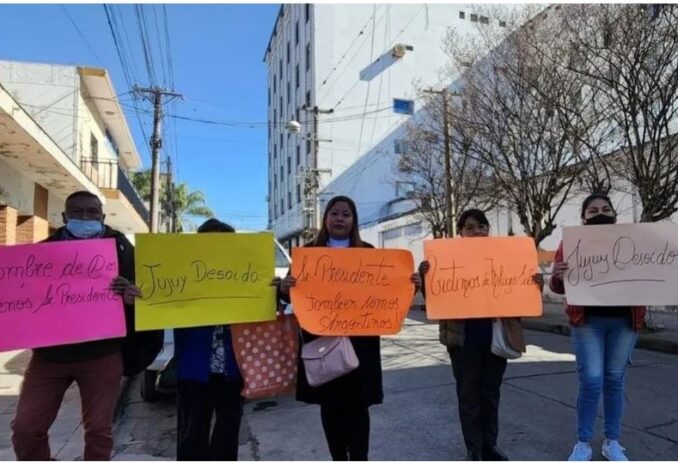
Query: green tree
132 169 213 232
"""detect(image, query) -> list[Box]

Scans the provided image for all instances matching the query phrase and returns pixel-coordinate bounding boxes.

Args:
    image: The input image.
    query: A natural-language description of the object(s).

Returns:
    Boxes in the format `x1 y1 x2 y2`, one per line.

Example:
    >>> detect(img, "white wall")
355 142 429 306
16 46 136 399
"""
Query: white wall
0 62 79 161
0 158 35 215
267 4 522 240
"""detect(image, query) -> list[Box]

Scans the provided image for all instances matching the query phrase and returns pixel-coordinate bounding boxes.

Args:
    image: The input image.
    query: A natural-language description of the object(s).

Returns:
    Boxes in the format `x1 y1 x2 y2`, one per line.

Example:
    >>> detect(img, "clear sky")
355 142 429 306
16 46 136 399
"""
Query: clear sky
0 3 280 230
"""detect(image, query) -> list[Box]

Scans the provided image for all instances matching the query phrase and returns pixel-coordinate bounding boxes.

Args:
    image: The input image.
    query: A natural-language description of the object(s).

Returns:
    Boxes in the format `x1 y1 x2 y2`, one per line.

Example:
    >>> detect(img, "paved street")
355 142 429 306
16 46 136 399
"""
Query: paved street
108 313 678 461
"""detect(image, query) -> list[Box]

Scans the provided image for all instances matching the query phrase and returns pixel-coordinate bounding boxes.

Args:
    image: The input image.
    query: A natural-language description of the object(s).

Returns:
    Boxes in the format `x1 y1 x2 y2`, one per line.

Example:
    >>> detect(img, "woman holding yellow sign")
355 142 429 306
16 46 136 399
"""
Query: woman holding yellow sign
279 195 421 461
550 193 645 462
419 209 544 461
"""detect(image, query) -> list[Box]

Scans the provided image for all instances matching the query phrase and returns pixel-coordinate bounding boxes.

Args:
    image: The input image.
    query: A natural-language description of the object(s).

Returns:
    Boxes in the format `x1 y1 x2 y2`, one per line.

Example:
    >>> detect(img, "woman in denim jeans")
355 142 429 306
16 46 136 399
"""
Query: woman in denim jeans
550 193 646 462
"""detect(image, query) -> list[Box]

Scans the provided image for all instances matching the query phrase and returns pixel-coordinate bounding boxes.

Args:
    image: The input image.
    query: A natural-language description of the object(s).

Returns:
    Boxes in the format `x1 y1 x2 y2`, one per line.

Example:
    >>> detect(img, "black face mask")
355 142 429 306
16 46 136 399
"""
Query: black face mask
585 214 616 225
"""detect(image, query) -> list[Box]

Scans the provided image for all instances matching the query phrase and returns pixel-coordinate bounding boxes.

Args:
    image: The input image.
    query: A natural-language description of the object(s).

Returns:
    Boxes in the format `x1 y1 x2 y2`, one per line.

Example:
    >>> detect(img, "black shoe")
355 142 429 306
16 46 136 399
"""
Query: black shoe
466 450 483 461
482 446 508 461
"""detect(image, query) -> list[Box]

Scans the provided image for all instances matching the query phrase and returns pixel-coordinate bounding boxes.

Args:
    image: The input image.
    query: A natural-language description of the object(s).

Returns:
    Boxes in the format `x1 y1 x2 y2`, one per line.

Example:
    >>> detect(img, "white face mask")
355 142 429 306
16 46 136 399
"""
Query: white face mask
66 218 104 238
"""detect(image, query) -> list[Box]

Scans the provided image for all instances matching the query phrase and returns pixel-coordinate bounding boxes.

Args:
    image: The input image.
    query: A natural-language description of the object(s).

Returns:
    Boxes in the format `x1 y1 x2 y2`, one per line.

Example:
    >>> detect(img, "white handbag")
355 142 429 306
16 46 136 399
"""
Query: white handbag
491 319 523 360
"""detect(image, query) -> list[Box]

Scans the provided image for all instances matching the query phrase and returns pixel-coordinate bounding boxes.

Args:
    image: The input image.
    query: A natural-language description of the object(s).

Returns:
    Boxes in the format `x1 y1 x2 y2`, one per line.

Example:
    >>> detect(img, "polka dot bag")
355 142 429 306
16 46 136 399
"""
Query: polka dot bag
231 314 299 399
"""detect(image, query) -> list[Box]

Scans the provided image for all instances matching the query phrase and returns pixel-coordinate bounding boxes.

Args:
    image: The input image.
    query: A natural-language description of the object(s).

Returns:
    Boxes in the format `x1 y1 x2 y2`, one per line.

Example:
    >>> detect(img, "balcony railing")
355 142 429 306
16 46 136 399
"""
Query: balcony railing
79 157 150 224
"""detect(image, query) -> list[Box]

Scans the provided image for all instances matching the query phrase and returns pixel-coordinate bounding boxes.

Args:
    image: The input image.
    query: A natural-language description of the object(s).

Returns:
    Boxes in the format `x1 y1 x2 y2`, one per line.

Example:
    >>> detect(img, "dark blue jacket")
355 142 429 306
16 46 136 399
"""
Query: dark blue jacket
174 325 241 383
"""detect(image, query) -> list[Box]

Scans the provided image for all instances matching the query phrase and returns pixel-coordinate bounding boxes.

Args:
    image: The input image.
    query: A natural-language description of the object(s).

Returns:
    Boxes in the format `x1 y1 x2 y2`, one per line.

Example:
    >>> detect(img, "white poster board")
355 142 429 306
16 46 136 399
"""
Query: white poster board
562 222 678 306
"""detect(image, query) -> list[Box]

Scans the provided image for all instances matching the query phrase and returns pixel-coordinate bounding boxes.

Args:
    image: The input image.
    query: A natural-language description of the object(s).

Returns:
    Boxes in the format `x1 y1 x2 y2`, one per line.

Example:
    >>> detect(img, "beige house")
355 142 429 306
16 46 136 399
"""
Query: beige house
0 61 148 245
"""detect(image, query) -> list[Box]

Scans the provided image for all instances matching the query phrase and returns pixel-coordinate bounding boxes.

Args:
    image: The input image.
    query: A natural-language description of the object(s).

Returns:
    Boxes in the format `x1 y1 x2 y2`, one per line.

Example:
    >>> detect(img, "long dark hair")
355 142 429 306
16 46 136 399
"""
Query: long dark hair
197 218 235 233
456 209 490 235
313 195 365 247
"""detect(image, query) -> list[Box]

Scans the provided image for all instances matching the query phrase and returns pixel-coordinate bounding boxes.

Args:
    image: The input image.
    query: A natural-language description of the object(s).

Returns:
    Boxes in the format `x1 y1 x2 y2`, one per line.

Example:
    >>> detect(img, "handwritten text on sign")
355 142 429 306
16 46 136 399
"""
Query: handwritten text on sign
424 237 542 319
562 222 678 306
135 233 277 330
0 239 125 352
290 248 415 335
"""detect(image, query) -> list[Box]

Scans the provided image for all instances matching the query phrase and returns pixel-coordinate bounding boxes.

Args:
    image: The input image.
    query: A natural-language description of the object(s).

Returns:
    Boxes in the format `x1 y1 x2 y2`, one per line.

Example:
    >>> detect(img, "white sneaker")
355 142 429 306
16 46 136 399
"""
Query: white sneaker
568 441 592 461
602 439 629 461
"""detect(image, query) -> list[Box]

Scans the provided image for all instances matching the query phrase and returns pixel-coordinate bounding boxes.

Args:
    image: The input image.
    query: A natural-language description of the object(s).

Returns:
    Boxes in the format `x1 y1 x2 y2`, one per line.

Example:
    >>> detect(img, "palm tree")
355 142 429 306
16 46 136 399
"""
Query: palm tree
165 182 213 232
132 170 213 232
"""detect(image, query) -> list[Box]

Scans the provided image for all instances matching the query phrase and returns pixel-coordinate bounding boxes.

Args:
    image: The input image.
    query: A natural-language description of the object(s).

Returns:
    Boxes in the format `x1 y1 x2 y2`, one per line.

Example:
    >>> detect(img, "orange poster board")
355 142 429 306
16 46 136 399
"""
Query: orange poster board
290 248 415 336
424 237 543 319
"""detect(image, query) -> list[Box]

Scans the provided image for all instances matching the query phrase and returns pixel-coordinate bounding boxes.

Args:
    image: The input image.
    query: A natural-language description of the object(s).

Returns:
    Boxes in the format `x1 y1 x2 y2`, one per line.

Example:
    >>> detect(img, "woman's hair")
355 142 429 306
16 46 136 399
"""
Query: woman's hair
313 195 365 247
581 193 615 218
456 209 490 235
197 218 235 233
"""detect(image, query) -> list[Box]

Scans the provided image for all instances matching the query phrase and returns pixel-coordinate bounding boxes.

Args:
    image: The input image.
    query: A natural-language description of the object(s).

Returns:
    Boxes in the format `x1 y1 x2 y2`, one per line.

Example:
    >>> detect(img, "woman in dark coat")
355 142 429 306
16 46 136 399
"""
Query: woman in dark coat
279 195 421 461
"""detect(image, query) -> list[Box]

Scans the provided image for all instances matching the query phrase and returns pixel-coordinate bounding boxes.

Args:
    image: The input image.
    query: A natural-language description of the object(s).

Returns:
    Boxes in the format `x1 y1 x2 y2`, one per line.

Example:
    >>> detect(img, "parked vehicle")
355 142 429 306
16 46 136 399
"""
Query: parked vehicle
140 238 292 401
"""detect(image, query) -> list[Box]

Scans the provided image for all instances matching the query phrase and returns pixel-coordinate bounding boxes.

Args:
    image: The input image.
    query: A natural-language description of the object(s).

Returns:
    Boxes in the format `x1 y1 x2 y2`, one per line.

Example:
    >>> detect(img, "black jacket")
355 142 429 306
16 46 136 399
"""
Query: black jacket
33 225 135 363
282 242 384 407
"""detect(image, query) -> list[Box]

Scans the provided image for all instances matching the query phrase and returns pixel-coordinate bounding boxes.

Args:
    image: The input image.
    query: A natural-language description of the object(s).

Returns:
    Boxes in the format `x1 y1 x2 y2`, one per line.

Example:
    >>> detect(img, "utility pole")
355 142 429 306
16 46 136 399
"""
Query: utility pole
301 105 333 242
164 156 174 233
423 88 459 237
134 86 182 233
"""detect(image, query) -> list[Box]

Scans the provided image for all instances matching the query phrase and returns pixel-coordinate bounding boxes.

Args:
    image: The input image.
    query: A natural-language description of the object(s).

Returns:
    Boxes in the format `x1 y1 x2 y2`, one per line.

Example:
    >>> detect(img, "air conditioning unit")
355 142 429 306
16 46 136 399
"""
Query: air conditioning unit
392 43 407 58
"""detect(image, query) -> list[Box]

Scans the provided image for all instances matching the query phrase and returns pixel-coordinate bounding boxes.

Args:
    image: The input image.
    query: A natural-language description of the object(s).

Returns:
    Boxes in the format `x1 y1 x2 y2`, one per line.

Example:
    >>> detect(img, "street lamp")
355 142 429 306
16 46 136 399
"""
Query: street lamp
286 106 333 243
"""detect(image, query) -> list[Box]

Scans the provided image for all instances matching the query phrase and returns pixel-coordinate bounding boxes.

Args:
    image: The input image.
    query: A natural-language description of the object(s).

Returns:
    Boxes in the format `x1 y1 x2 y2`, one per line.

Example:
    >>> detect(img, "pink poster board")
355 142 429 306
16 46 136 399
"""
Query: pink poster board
0 239 127 352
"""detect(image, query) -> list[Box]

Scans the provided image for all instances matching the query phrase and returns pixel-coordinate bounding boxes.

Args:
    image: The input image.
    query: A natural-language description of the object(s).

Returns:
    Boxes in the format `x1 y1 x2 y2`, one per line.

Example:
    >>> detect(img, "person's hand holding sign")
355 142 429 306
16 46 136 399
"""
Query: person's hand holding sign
110 276 143 305
551 262 569 283
531 273 545 291
280 274 297 295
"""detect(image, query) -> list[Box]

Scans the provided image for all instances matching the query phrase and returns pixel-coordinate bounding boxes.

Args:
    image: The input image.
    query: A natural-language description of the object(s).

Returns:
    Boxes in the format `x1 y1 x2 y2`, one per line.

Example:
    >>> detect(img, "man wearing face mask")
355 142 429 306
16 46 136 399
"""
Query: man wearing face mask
11 191 141 461
550 193 646 462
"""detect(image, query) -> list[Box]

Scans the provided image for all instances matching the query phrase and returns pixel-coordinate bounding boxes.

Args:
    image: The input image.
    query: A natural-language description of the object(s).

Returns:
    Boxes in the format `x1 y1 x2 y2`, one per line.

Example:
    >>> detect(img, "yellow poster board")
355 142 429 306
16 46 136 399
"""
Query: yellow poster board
135 233 277 330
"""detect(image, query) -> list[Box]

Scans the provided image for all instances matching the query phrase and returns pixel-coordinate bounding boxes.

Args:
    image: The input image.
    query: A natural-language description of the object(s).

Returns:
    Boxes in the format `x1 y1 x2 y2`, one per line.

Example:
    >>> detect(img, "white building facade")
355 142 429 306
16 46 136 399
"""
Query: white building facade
0 61 148 244
265 4 518 250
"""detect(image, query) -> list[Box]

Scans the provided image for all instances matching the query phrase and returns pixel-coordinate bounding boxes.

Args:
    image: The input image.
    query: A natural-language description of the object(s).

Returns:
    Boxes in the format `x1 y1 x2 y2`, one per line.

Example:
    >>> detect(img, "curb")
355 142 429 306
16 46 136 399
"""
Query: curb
522 319 678 355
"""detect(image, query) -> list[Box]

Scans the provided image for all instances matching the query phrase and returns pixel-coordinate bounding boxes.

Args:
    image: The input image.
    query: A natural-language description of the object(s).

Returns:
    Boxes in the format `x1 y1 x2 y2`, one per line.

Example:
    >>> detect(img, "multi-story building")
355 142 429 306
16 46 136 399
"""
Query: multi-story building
265 4 516 251
0 61 148 244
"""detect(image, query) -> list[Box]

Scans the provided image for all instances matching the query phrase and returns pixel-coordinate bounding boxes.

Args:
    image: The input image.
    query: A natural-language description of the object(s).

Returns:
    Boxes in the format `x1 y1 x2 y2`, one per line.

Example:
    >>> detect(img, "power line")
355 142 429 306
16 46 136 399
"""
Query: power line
61 6 102 64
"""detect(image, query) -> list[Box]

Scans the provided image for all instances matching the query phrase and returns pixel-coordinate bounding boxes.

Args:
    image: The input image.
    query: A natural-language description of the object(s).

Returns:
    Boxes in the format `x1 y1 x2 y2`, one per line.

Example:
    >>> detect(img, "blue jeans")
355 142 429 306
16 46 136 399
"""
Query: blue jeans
571 316 638 442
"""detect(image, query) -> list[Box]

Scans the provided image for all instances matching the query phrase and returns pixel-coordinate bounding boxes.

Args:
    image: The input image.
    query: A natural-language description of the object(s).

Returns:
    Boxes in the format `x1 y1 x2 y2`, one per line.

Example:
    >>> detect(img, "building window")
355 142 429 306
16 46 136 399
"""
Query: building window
306 43 311 71
394 139 410 154
480 16 489 25
296 144 300 165
274 143 277 159
470 13 478 22
393 98 414 115
281 199 284 215
499 20 507 27
90 132 98 159
295 20 299 45
459 11 465 19
287 41 291 63
306 90 311 106
396 181 416 198
288 191 292 210
287 81 291 104
404 221 423 236
274 173 277 188
273 77 277 94
279 59 283 77
296 107 300 122
279 133 283 149
295 64 300 88
306 139 311 155
305 3 310 22
287 155 291 174
297 183 301 203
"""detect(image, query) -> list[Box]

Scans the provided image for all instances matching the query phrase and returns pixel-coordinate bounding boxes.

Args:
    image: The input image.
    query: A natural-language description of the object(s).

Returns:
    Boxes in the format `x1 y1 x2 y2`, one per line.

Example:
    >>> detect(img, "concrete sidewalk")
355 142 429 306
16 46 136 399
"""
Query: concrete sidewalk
2 301 677 461
523 301 678 355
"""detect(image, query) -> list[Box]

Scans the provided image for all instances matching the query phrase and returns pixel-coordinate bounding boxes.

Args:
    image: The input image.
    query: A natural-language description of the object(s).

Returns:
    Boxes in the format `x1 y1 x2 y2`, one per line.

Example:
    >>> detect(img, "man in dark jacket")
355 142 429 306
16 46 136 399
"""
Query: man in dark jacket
11 190 139 461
